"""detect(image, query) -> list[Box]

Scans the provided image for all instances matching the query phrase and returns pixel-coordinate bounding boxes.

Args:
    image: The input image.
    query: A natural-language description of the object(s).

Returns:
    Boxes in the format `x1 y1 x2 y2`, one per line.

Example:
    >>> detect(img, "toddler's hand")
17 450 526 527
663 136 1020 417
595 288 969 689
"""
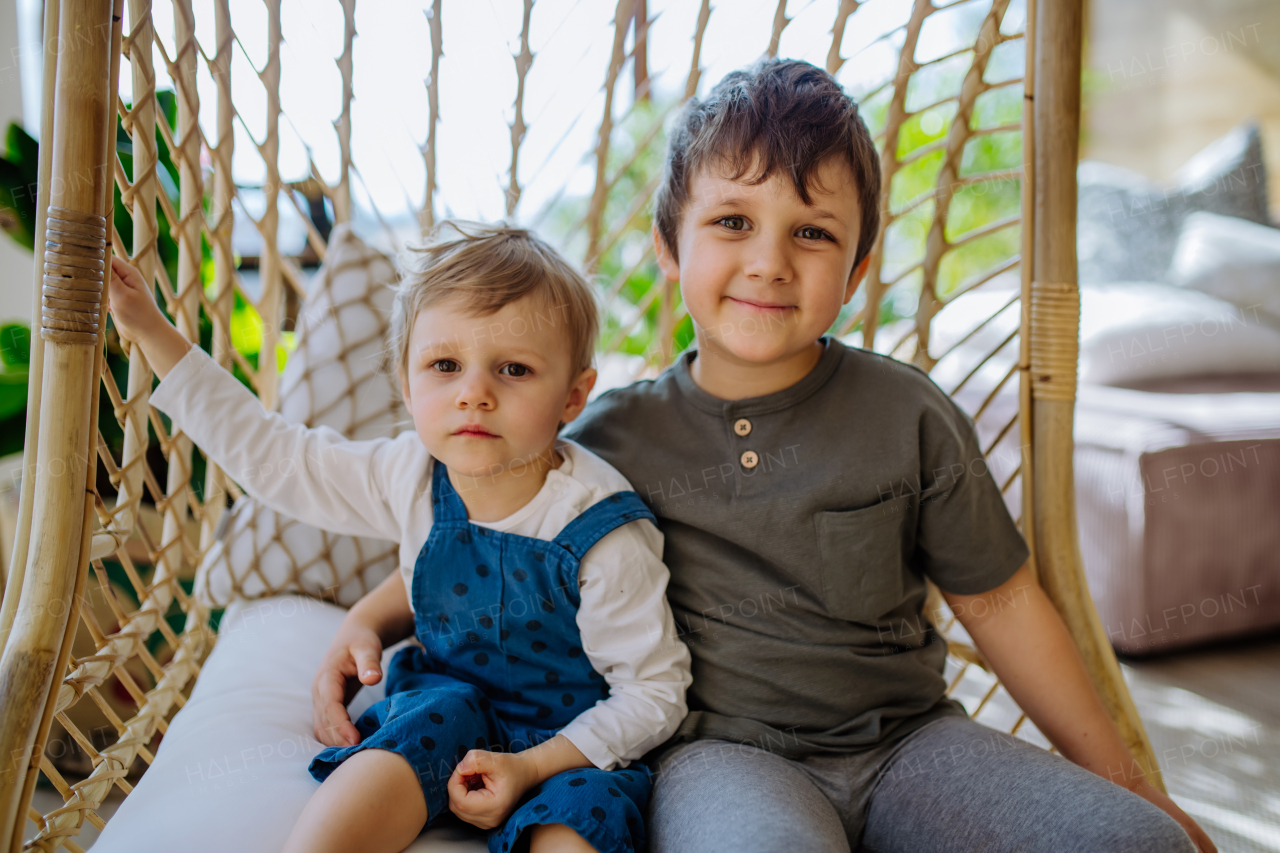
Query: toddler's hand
447 750 538 831
311 622 385 748
106 256 168 344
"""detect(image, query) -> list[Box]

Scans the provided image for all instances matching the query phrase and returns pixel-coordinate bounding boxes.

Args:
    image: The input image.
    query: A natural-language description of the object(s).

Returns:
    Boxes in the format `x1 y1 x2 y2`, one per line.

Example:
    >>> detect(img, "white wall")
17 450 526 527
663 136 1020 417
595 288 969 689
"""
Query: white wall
0 0 34 327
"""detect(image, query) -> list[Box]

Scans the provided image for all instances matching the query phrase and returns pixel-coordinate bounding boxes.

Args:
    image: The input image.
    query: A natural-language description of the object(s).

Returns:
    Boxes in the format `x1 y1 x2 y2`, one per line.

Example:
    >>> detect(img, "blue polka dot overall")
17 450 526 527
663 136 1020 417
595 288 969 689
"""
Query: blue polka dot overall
310 458 657 853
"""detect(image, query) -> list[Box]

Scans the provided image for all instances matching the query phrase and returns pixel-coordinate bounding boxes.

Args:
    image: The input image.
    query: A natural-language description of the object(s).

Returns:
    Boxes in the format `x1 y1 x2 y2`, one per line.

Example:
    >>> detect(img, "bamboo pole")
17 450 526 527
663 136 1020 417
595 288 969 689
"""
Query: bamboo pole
1018 0 1037 570
103 0 160 592
506 0 534 218
9 2 123 845
334 0 355 224
765 0 789 58
647 0 711 367
583 0 637 273
685 0 710 101
202 0 236 549
1028 0 1165 793
0 0 60 658
914 0 1010 372
152 0 202 639
825 0 859 76
419 0 442 230
858 0 930 350
633 0 649 103
256 0 283 409
12 20 121 844
0 2 115 846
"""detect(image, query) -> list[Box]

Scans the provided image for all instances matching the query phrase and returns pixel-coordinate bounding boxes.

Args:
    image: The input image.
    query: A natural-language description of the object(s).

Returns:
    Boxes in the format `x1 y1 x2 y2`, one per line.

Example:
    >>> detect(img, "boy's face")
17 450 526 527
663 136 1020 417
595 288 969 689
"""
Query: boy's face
399 293 596 482
655 155 870 367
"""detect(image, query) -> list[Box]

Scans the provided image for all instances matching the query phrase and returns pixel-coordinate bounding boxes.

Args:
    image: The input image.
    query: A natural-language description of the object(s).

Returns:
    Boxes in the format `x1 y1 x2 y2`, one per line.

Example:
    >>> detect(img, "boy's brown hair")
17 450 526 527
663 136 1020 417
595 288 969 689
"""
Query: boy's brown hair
388 220 599 385
653 57 881 275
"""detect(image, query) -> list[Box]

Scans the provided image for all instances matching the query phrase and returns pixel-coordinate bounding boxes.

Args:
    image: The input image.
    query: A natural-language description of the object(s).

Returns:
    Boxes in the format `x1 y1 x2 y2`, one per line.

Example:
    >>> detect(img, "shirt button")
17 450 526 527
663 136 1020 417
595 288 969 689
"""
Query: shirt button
733 418 752 437
740 450 758 469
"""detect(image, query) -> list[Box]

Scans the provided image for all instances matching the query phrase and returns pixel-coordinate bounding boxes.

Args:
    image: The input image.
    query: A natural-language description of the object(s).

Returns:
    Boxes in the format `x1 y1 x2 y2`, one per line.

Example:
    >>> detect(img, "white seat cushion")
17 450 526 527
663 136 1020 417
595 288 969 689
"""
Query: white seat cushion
92 595 487 852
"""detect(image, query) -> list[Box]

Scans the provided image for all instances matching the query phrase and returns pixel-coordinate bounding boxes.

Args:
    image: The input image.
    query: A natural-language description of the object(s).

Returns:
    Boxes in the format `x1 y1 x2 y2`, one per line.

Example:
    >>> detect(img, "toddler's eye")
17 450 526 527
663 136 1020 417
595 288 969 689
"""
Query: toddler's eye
431 359 460 373
799 226 830 241
718 216 746 231
501 363 531 377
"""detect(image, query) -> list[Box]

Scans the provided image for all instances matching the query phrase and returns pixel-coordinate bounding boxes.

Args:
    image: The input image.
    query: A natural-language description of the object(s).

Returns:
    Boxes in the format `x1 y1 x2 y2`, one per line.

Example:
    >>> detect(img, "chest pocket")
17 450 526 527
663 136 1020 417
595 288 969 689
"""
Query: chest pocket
813 493 914 623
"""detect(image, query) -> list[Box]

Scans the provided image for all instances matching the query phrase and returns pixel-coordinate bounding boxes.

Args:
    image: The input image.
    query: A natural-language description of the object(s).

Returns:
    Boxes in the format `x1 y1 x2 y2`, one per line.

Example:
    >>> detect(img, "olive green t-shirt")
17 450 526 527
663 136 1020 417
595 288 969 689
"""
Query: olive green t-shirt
561 336 1029 758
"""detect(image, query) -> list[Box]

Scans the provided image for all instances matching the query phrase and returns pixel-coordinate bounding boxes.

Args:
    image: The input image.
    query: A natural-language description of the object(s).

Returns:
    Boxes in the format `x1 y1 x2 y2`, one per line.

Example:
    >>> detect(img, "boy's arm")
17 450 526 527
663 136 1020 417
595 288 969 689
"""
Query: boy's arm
148 344 411 541
944 564 1216 853
108 256 412 542
554 517 692 770
131 306 192 380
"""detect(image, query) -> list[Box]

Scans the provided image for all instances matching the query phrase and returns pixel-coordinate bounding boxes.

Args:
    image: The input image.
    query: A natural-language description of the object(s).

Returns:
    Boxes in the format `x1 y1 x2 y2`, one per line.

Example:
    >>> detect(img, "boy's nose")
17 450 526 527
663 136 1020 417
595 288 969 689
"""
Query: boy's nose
742 231 794 284
454 374 496 409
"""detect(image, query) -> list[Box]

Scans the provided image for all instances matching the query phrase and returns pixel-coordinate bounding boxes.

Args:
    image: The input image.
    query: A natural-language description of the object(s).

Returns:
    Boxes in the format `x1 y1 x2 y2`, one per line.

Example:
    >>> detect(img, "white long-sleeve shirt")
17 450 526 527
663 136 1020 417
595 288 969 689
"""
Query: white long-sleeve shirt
151 344 691 770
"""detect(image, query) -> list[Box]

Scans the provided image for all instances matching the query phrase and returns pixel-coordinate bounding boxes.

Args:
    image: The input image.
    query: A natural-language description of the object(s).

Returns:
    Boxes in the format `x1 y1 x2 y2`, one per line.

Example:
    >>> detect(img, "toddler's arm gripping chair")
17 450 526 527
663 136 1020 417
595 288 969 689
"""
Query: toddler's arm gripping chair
0 1 1166 850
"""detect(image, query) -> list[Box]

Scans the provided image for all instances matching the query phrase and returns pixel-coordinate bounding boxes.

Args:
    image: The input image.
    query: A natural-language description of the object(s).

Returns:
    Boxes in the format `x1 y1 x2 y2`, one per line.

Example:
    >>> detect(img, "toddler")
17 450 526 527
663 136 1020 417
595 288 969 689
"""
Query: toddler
107 220 691 853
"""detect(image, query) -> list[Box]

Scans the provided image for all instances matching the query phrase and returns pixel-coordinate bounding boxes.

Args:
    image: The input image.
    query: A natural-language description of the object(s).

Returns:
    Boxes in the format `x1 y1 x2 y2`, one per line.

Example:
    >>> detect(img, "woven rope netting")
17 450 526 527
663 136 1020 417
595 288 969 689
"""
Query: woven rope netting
14 0 1052 848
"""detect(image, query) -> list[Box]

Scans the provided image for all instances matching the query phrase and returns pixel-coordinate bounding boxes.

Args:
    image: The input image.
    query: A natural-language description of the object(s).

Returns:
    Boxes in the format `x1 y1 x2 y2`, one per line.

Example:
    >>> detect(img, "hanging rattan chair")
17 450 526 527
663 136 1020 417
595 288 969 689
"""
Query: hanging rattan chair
0 0 1169 849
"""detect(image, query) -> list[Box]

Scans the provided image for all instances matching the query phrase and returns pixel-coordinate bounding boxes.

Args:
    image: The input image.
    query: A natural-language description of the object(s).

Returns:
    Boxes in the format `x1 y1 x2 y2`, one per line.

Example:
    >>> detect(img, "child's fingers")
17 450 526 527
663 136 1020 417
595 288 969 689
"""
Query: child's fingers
107 252 147 289
312 668 360 747
350 644 382 684
316 700 359 747
447 752 499 802
316 712 359 748
109 255 147 291
447 774 500 830
446 768 478 811
314 664 349 707
454 749 496 779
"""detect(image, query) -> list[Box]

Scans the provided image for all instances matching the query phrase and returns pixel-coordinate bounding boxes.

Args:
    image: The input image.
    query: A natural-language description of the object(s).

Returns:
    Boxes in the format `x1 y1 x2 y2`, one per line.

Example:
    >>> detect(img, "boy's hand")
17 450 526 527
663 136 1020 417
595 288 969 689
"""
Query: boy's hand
107 256 167 344
1127 778 1217 853
106 256 192 379
311 622 386 748
447 750 538 830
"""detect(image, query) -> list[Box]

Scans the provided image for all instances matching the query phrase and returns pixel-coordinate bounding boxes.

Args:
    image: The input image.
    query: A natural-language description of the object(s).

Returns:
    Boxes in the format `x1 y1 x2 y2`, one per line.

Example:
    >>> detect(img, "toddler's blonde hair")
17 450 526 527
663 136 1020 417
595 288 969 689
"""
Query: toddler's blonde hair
388 220 599 386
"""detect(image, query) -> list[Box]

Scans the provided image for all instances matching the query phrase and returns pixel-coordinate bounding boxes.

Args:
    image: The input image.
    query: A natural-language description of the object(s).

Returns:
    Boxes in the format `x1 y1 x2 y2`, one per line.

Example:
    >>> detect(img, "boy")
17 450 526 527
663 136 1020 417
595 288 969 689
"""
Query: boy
107 221 692 853
561 58 1213 853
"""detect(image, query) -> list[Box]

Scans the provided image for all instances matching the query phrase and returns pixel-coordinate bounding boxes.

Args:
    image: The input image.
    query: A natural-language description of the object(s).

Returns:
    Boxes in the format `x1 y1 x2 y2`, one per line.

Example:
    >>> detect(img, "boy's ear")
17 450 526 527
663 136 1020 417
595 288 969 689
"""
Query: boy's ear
843 254 872 305
652 226 680 284
560 366 598 425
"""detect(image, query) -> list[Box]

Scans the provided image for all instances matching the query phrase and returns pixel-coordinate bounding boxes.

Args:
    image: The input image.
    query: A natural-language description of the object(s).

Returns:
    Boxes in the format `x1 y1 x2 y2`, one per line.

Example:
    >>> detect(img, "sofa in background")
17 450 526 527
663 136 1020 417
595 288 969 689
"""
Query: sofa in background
1071 120 1280 654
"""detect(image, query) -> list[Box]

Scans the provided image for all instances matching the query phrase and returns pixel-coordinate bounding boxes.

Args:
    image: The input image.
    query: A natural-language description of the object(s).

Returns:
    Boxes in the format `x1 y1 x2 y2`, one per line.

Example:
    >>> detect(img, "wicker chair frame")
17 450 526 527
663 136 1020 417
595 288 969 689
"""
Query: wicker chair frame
0 0 1165 849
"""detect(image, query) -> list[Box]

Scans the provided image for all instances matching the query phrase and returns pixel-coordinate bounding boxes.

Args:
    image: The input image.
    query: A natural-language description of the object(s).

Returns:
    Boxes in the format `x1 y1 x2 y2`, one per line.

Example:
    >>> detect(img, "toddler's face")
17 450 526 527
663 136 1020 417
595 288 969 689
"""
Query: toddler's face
399 294 594 481
656 155 868 366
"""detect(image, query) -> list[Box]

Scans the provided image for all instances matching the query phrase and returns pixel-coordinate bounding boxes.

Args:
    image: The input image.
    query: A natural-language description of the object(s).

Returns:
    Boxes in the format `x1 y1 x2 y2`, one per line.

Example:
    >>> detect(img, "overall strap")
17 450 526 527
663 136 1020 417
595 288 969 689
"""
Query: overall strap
552 491 655 561
430 458 469 523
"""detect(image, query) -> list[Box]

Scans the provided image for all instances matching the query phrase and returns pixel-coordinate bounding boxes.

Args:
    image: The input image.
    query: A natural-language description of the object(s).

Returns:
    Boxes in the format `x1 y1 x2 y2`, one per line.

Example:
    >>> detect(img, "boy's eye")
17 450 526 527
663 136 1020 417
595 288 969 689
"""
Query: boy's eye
799 226 832 242
431 359 460 373
500 363 531 377
717 215 747 231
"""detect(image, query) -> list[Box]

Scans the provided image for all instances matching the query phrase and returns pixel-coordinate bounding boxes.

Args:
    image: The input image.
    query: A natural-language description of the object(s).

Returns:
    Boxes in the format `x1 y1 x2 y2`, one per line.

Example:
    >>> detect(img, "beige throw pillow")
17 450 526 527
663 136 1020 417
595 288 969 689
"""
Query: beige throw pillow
194 224 408 609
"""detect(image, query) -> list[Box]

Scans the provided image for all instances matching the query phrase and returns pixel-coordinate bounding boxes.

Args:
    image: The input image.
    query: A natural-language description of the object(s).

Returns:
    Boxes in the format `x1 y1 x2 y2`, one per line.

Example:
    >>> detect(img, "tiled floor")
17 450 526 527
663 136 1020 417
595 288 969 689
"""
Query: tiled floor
1120 632 1280 853
25 632 1280 851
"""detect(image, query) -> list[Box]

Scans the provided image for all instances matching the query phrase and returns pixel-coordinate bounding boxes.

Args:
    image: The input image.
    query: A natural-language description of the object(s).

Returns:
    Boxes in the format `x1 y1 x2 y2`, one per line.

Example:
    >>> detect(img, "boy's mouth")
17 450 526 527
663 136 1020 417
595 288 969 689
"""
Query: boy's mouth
453 425 499 438
727 296 796 313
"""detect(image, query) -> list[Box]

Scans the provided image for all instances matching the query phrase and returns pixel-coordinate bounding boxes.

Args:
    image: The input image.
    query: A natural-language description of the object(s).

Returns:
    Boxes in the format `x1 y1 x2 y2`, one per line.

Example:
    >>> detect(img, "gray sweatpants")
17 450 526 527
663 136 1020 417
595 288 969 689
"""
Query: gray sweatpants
647 715 1197 853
